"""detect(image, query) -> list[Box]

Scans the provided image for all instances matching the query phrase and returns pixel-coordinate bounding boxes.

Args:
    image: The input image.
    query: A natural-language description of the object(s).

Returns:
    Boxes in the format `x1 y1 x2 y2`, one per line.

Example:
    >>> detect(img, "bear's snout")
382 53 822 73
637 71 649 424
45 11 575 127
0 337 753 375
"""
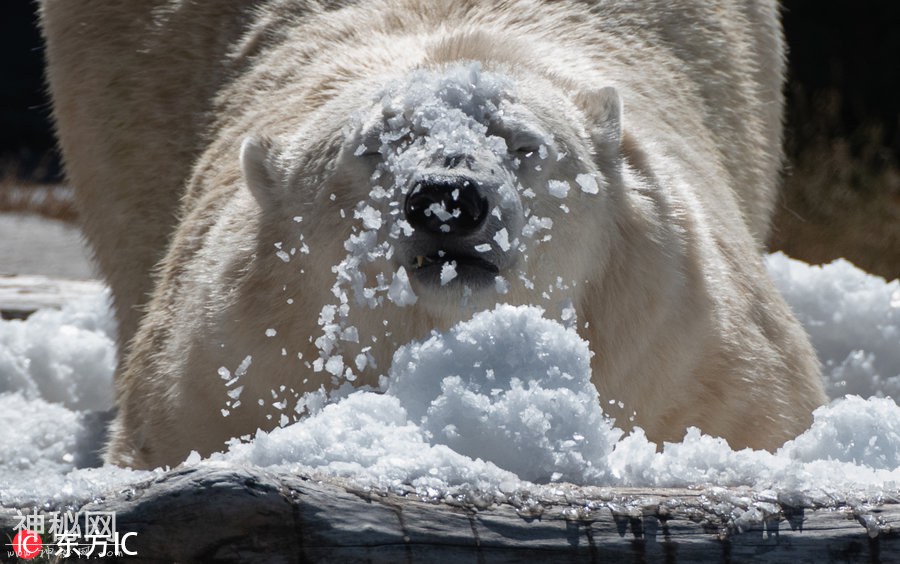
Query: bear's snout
404 174 488 236
399 169 519 289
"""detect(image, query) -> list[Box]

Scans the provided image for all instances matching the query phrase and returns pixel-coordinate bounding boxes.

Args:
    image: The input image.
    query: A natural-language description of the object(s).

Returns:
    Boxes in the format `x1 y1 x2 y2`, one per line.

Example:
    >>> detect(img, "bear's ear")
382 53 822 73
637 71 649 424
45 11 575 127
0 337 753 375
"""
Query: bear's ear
576 86 622 156
240 135 282 209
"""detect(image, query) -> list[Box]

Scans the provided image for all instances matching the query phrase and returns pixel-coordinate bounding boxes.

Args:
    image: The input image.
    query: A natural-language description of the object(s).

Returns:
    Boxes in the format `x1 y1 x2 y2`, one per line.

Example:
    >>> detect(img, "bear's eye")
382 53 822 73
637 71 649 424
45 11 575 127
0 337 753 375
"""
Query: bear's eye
351 135 382 159
351 144 381 159
508 131 546 158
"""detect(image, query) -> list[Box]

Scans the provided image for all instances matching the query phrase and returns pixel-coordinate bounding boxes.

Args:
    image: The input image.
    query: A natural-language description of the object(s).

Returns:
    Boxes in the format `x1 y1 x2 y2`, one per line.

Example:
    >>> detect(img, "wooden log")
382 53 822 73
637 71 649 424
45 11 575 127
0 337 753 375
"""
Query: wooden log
0 275 103 319
2 465 897 562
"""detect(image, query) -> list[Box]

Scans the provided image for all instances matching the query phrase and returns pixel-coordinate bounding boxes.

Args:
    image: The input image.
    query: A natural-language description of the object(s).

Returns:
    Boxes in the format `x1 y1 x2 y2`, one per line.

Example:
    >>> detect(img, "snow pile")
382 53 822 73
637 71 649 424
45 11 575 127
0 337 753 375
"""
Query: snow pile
784 395 900 469
766 253 900 399
224 255 900 497
222 284 900 495
0 289 114 411
227 305 613 489
0 293 155 506
222 392 522 493
2 254 900 508
387 305 615 483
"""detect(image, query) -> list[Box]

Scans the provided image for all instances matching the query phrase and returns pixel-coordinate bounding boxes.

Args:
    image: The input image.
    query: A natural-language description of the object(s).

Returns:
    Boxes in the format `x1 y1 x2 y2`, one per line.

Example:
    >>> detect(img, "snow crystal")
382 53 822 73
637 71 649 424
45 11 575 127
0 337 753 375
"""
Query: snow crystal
354 204 383 230
387 267 417 306
494 276 510 294
493 228 511 251
235 355 252 378
521 215 553 239
439 261 458 286
547 179 570 199
575 173 599 194
324 355 344 376
427 202 454 223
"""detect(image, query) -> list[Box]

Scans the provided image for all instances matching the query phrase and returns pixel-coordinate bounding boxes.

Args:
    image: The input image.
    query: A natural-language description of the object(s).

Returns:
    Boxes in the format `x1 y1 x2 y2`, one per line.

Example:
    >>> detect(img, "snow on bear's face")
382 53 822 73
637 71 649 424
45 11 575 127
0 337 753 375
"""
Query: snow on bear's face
345 64 620 307
241 62 623 381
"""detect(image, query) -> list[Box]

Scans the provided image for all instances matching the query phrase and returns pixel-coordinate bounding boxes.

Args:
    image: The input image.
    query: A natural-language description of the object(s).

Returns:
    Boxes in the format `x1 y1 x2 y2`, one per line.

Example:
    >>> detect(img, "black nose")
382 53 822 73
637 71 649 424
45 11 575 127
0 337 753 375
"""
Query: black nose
404 175 488 235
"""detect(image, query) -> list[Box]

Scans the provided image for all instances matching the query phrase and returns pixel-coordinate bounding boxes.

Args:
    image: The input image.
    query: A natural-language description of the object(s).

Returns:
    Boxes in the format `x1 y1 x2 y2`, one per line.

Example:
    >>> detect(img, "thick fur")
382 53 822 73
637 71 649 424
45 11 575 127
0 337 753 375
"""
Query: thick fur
41 0 826 469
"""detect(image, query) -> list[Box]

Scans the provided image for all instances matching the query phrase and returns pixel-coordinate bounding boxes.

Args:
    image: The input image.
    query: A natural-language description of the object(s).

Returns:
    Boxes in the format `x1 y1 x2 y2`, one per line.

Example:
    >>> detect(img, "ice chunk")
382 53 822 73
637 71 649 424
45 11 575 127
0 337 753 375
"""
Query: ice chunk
388 267 418 306
575 173 599 194
547 179 570 199
440 261 458 286
493 228 511 251
355 204 383 230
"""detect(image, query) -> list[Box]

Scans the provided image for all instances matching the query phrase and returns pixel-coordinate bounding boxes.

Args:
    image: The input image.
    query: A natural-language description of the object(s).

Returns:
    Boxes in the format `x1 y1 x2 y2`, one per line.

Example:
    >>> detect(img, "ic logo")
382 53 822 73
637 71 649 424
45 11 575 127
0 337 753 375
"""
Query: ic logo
12 529 42 560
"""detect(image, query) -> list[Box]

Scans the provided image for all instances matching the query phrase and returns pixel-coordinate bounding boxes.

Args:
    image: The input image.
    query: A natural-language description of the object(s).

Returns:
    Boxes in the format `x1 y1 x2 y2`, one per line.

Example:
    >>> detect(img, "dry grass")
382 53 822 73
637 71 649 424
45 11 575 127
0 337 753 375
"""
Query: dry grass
0 159 75 222
770 86 900 282
771 144 900 282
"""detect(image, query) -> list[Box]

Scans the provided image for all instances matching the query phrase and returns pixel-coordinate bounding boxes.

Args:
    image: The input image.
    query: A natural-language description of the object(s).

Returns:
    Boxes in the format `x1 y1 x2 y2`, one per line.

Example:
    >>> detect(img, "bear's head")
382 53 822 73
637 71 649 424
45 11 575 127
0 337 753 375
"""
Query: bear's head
239 62 624 382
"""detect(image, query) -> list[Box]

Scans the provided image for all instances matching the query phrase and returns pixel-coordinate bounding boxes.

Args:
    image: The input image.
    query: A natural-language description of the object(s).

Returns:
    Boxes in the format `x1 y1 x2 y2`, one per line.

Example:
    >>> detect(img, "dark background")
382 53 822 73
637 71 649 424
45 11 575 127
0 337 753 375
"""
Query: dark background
1 0 898 278
1 0 60 181
772 1 900 280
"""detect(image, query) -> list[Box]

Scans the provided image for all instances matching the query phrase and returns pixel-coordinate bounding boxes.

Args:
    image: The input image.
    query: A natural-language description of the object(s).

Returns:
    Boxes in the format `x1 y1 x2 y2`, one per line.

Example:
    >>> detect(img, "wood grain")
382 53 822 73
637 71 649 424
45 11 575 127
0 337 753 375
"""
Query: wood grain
2 465 897 563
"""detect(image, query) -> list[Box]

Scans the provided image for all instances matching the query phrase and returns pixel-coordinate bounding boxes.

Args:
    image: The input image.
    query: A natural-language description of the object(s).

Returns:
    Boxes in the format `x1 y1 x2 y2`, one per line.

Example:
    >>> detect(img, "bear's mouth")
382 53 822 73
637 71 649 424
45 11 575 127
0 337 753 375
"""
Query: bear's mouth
411 252 499 288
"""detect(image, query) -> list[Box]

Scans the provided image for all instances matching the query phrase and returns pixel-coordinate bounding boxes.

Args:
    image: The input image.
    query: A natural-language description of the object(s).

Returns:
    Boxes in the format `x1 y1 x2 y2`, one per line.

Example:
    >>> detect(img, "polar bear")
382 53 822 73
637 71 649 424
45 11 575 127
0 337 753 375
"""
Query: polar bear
41 0 826 469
